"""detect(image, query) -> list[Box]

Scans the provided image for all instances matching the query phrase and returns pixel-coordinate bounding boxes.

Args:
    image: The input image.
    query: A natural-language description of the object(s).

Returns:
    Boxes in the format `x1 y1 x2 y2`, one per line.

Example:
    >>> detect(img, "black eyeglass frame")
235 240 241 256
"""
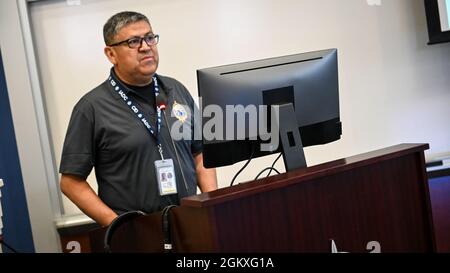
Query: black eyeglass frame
108 34 160 48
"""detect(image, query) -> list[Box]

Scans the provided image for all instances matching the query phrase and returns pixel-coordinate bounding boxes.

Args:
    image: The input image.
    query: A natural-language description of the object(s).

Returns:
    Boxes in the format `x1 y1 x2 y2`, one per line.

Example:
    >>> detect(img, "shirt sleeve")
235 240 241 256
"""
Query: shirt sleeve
189 94 203 156
59 98 95 179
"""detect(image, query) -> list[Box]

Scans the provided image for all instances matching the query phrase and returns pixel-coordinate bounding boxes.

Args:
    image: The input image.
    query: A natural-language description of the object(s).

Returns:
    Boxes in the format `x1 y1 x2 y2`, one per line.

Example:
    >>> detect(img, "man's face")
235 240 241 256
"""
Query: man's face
105 20 159 85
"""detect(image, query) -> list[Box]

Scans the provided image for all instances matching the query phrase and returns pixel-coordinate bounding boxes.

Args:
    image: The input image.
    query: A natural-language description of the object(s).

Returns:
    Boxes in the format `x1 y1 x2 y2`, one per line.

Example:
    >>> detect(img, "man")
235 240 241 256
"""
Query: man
59 11 217 227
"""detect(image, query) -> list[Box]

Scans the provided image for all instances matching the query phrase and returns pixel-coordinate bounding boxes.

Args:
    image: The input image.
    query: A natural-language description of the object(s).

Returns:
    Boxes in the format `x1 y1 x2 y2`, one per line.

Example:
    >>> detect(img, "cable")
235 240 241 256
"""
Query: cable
103 210 146 253
230 143 256 187
266 153 282 178
161 111 190 194
255 167 281 180
157 92 190 194
0 236 18 253
162 205 177 253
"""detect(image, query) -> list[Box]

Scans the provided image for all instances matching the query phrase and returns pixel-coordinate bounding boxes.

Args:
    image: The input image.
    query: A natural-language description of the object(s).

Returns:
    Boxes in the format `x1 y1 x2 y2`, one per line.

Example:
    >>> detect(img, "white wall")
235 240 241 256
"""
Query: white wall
22 0 450 216
438 0 450 31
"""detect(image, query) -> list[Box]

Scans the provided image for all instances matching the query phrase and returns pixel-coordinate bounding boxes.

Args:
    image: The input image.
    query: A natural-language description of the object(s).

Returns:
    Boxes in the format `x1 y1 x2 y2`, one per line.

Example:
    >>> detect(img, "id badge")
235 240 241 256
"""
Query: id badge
154 159 177 196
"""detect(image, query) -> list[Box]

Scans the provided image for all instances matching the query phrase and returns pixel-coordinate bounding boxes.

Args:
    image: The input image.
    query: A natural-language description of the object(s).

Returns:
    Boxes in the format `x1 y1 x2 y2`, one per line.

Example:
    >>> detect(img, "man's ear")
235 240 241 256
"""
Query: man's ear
104 47 117 65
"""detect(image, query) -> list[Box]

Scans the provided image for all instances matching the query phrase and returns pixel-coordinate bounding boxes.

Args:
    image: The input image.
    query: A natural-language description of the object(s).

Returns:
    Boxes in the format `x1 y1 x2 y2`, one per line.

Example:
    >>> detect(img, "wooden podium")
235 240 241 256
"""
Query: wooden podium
89 143 436 253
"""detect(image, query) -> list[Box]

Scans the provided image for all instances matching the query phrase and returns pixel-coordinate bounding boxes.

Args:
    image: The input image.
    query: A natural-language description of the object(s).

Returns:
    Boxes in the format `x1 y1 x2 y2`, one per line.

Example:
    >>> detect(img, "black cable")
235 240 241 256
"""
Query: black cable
103 210 146 253
0 237 18 253
266 153 282 178
156 92 190 195
162 205 177 253
230 143 256 187
161 111 190 194
255 167 281 180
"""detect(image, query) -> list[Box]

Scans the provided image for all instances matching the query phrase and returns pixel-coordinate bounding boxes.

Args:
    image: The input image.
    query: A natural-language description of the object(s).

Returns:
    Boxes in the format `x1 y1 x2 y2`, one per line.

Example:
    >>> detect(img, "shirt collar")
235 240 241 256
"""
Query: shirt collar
107 67 173 100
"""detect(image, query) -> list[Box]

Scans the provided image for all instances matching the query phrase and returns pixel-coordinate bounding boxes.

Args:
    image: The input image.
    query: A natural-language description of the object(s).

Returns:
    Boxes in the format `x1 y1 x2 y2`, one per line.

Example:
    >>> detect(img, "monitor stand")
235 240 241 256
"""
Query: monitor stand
273 103 307 172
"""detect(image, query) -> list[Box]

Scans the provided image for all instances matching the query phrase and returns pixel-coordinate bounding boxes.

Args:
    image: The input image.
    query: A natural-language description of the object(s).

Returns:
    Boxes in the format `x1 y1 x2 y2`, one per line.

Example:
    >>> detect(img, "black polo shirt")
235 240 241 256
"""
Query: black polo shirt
59 71 202 214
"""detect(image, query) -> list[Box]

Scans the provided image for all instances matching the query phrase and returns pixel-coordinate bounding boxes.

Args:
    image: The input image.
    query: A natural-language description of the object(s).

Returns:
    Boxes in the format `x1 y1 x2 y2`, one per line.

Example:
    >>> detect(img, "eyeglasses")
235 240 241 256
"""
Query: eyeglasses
108 34 159 49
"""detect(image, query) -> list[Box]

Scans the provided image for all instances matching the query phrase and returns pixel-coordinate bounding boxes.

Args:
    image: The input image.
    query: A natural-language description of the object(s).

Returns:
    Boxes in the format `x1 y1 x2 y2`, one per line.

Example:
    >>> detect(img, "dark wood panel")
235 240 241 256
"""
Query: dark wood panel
198 155 433 252
428 174 450 252
89 143 435 253
89 212 164 253
182 144 429 208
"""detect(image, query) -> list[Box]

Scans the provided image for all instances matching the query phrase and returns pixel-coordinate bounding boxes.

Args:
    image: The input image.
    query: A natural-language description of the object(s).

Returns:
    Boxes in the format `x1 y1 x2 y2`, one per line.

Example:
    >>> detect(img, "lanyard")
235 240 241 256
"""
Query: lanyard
108 72 165 159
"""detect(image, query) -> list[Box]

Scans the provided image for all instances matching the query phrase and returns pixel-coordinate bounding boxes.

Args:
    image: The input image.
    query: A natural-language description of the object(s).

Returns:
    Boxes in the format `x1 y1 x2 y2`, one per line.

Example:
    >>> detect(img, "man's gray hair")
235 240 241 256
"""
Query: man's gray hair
103 11 150 45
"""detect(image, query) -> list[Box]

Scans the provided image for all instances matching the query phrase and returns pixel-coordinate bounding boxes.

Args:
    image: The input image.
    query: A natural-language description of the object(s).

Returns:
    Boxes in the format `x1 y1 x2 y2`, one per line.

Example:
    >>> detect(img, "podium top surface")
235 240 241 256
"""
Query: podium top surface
182 143 429 208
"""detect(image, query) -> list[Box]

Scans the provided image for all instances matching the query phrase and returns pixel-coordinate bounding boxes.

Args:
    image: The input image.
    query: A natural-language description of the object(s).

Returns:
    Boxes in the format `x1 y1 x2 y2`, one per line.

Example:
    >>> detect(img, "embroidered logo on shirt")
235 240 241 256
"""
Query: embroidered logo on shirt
172 101 188 123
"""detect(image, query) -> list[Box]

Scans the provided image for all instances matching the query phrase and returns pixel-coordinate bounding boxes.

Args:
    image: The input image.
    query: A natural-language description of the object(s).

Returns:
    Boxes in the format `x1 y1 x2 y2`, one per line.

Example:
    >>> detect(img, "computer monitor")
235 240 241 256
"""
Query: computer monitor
197 48 341 171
